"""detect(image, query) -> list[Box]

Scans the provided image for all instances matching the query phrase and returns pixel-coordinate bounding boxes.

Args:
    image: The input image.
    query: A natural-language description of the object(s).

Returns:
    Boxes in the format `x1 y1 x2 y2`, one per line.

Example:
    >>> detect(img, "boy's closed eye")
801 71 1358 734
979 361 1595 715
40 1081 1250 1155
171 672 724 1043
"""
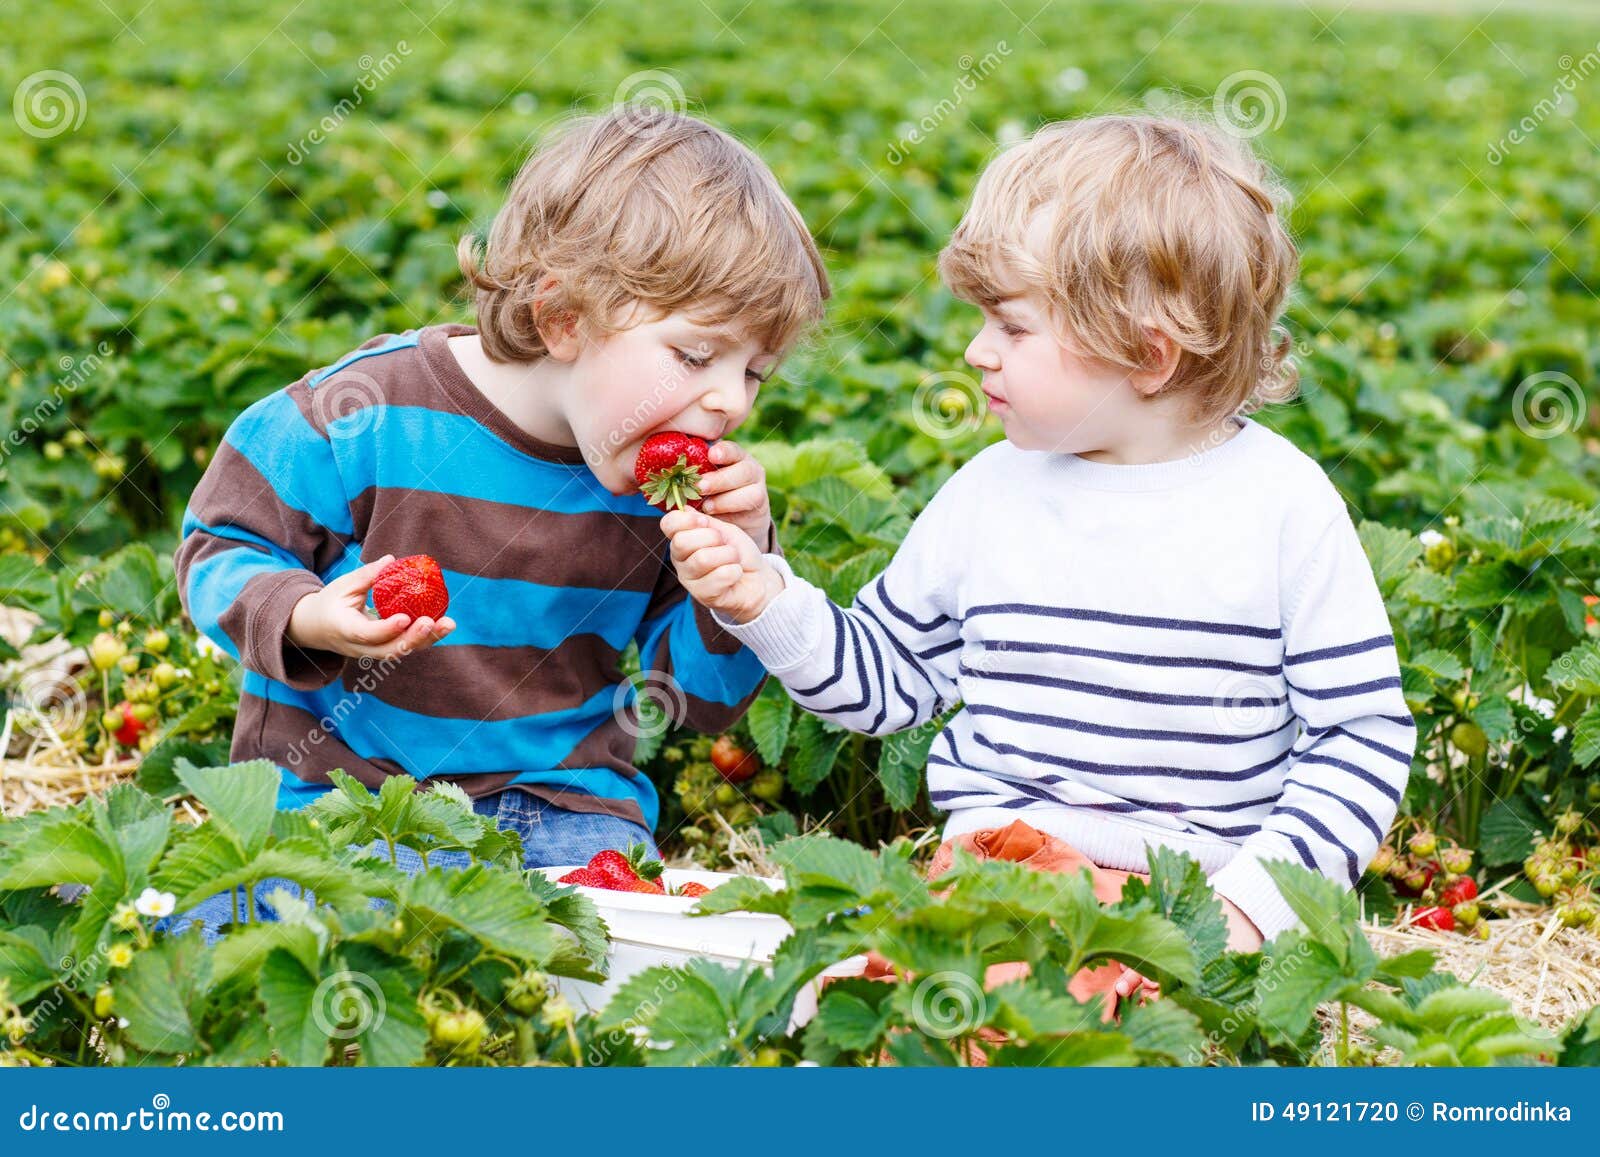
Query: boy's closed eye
671 346 773 384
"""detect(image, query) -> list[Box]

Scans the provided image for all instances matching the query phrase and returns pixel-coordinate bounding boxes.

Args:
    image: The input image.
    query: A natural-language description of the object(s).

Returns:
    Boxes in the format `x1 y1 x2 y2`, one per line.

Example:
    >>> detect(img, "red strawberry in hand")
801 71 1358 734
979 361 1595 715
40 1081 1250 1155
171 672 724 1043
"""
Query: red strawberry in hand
635 432 712 512
372 554 450 620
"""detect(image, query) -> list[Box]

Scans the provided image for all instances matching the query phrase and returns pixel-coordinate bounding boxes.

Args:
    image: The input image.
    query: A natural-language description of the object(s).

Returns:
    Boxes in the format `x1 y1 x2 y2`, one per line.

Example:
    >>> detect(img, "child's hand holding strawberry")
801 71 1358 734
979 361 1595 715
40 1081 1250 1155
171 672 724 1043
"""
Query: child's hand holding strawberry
660 509 785 624
636 434 776 553
694 440 776 552
288 553 456 661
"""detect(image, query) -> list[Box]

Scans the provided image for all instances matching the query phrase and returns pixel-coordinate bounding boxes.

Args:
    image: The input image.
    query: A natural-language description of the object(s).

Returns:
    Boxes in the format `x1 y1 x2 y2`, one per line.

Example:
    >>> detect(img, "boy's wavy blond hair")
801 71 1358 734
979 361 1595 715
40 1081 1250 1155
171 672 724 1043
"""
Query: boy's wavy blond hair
939 113 1300 425
459 107 829 362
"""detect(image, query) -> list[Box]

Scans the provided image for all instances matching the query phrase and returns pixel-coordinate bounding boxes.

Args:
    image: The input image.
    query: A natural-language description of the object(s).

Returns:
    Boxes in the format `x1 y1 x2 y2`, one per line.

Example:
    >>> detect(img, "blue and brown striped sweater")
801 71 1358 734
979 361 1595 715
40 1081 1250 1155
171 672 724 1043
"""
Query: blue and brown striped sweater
175 323 769 829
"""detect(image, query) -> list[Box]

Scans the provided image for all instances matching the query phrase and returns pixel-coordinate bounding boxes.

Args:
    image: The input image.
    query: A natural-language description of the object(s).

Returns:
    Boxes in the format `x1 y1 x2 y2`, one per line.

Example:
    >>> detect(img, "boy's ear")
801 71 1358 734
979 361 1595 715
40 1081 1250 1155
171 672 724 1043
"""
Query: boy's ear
532 279 582 361
1131 325 1182 397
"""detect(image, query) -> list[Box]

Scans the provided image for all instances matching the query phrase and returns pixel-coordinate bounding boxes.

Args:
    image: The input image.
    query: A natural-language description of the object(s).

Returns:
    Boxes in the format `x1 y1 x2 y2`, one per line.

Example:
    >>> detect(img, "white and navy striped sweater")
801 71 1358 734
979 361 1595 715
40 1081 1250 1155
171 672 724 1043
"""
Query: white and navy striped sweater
716 417 1417 938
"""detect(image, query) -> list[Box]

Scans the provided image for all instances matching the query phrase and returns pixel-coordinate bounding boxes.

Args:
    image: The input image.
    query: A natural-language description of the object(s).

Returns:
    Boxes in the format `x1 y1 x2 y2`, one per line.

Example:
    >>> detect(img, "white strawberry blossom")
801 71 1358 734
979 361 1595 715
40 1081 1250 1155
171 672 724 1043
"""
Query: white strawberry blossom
1419 529 1446 547
195 636 224 661
133 887 175 918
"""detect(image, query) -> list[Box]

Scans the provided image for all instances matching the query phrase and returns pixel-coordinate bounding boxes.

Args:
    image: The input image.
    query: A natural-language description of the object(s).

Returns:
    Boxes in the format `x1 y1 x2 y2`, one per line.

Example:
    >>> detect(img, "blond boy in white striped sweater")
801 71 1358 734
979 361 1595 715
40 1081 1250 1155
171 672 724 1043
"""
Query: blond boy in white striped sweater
661 114 1416 978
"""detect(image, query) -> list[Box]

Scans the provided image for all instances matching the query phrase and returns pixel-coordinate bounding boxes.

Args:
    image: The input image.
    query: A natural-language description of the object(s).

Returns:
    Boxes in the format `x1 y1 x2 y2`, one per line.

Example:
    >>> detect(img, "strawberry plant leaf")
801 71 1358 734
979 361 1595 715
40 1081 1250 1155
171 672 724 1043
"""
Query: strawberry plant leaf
174 757 278 857
117 930 213 1056
1569 702 1600 768
745 677 794 765
1357 520 1423 595
0 925 70 1004
785 712 849 795
876 720 938 811
257 947 332 1067
397 865 563 966
1253 934 1351 1043
337 943 428 1067
1116 995 1209 1064
1119 845 1230 971
1261 858 1360 963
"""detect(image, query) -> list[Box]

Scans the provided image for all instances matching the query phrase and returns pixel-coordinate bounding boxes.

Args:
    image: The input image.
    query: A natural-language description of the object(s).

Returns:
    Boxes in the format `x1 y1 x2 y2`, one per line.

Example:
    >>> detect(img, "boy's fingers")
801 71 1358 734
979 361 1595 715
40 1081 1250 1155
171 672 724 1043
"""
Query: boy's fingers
700 481 764 514
336 554 395 593
709 440 747 467
349 612 410 645
683 545 740 578
697 457 759 497
660 508 710 538
669 527 727 562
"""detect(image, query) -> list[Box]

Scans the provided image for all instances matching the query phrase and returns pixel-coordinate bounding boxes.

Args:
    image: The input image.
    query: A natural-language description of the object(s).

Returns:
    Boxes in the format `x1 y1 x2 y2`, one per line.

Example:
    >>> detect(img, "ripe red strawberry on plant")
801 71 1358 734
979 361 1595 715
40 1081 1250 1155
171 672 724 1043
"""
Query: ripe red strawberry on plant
106 700 146 747
1437 875 1478 908
710 734 761 783
635 432 711 512
372 554 450 620
1411 906 1455 932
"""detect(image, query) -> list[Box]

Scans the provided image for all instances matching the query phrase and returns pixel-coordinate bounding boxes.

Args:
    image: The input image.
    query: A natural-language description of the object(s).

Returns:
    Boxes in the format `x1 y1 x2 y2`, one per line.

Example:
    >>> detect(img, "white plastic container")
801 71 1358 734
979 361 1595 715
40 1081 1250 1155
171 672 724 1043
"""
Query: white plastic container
537 865 865 1031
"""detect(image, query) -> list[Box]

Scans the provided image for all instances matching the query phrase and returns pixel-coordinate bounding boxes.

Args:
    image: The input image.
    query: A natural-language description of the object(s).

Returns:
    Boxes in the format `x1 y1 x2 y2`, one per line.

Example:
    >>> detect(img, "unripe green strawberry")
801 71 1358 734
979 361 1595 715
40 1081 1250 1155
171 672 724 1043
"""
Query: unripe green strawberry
1449 722 1487 758
1440 844 1473 874
116 654 139 674
93 985 115 1019
1369 844 1396 875
429 1008 485 1055
152 662 178 690
751 769 784 804
1451 901 1479 926
97 609 115 628
541 994 575 1032
751 1046 784 1066
1534 872 1561 898
503 970 550 1017
1555 809 1583 836
1408 830 1438 857
143 628 169 654
89 632 126 671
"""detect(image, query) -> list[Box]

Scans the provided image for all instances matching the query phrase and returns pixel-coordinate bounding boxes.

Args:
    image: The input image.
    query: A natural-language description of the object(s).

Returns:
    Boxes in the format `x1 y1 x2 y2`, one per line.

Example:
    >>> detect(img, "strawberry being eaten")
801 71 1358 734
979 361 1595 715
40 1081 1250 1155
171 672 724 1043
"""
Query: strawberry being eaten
372 553 450 620
635 431 712 512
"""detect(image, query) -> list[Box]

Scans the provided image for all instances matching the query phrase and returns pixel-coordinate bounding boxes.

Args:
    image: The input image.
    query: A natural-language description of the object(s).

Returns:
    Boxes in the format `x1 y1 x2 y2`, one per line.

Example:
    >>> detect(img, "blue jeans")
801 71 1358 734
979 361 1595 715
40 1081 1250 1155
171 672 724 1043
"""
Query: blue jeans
153 789 655 946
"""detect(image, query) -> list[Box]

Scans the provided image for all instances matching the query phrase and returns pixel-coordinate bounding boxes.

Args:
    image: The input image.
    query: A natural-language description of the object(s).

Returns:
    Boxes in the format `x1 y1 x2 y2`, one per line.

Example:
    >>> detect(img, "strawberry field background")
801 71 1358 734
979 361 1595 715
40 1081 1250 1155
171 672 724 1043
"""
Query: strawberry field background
2 0 1600 1065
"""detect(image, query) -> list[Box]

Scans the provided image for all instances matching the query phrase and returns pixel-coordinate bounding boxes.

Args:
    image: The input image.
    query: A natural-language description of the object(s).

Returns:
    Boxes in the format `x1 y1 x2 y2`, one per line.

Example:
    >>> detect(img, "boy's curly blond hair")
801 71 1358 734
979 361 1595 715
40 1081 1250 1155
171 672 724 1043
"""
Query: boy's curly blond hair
939 113 1300 425
459 107 829 363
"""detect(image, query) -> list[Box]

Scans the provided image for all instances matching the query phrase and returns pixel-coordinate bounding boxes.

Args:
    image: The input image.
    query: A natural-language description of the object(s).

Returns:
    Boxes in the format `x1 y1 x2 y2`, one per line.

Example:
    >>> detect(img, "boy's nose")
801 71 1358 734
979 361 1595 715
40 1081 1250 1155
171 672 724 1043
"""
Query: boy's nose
965 333 999 372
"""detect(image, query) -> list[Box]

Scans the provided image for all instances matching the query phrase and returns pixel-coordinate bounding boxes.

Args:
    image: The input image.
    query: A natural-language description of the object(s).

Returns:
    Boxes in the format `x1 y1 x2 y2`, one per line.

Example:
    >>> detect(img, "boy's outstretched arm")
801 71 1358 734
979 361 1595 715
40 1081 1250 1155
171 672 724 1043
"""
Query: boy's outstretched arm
1207 507 1419 940
660 481 963 737
175 387 449 691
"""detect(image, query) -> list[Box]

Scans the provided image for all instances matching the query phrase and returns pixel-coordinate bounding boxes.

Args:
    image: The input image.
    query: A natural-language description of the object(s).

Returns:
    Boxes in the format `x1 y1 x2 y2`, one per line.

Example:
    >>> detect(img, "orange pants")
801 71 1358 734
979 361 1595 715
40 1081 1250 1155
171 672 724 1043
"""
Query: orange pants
857 819 1152 1036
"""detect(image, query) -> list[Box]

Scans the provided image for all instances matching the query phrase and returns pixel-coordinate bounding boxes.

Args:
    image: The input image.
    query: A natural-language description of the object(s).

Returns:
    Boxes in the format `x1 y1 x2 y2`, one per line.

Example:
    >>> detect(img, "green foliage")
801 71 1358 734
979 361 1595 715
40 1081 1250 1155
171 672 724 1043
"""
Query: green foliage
0 760 607 1066
608 837 1570 1067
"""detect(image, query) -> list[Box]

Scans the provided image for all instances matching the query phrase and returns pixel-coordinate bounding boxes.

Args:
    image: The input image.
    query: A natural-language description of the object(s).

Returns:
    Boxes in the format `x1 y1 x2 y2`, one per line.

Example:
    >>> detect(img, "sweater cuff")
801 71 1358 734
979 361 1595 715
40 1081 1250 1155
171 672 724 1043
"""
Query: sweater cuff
247 569 347 691
1206 848 1305 942
709 554 821 672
